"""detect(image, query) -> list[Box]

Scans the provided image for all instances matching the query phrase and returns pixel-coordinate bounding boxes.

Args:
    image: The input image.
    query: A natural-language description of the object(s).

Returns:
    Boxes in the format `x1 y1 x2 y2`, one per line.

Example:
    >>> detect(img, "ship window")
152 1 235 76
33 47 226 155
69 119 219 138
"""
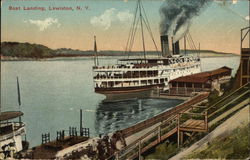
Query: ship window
154 71 158 76
101 82 108 88
141 80 147 84
148 80 153 84
154 79 159 83
148 60 157 64
160 79 164 83
163 60 169 65
108 82 114 87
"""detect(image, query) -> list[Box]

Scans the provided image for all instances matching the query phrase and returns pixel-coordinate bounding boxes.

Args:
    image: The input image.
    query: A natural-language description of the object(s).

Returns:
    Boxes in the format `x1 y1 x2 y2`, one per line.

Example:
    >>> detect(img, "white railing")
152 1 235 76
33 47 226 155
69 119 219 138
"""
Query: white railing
93 64 200 81
93 66 159 72
93 62 200 72
96 82 162 89
93 65 200 81
94 75 164 82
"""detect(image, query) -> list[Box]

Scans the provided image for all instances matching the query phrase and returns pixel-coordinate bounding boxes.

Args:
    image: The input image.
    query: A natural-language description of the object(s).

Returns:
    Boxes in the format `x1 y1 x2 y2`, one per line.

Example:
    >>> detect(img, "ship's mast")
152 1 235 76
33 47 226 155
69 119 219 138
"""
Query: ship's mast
94 35 99 66
125 0 160 60
17 76 22 124
184 35 187 56
138 0 146 62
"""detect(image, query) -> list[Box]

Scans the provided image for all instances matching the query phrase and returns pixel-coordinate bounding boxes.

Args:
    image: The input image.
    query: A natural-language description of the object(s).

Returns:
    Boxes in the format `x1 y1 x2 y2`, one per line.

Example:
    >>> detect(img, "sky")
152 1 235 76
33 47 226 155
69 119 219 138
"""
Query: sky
1 0 249 54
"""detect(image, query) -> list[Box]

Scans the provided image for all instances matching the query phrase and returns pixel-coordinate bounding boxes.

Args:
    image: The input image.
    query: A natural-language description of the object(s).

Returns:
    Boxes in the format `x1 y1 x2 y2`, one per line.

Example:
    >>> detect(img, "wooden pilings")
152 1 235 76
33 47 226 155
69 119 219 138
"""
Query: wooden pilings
80 109 83 136
205 110 208 132
158 126 161 143
177 113 180 147
138 140 141 160
69 127 77 137
56 130 65 141
42 133 50 144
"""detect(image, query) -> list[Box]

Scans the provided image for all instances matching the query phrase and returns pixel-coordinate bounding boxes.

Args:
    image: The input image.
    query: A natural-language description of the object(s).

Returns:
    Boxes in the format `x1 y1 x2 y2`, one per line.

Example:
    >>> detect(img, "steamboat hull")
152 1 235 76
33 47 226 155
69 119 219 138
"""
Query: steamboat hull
95 84 163 102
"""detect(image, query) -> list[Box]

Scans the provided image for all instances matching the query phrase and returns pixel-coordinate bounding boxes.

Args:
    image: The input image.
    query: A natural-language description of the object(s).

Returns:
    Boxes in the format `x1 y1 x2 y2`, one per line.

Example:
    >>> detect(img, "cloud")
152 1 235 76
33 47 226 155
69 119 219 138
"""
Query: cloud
246 15 250 21
24 17 61 31
90 8 116 30
90 8 133 30
117 10 133 22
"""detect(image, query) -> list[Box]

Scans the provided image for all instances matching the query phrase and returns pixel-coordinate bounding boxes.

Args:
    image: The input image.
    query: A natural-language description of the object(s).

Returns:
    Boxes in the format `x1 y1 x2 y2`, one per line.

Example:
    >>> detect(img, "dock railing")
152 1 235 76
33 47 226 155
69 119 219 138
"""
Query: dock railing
205 82 249 122
112 115 178 160
121 92 210 138
107 92 209 160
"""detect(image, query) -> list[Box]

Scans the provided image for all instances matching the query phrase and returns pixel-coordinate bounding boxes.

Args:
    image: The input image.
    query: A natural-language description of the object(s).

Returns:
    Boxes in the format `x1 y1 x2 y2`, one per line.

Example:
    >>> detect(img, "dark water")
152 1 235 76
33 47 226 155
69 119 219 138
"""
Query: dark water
95 98 183 135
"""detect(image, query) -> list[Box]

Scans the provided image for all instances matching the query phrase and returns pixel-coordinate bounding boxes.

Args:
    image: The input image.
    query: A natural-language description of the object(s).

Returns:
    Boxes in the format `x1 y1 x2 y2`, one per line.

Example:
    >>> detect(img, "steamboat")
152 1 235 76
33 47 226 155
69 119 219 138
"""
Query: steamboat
0 77 28 159
92 0 201 102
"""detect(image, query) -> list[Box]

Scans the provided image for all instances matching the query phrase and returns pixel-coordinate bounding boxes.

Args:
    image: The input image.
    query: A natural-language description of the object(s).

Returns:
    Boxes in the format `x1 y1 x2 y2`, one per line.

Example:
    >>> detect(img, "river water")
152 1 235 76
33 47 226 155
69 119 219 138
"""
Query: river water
0 56 240 147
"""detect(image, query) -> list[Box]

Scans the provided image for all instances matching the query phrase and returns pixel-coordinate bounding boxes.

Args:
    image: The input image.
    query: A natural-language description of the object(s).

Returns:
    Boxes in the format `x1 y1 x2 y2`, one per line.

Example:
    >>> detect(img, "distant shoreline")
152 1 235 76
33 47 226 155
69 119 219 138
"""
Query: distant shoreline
1 41 239 61
1 54 239 62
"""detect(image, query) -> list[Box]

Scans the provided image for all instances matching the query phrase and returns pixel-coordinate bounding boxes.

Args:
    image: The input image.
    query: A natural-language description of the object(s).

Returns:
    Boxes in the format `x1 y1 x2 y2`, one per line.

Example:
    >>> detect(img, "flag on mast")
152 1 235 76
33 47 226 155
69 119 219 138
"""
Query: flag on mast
17 77 21 107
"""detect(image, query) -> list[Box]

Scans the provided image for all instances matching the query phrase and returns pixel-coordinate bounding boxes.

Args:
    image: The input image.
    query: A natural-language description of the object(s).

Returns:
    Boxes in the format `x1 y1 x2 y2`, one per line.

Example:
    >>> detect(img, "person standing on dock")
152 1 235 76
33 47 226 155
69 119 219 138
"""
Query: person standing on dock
111 133 118 151
92 139 97 153
97 141 105 160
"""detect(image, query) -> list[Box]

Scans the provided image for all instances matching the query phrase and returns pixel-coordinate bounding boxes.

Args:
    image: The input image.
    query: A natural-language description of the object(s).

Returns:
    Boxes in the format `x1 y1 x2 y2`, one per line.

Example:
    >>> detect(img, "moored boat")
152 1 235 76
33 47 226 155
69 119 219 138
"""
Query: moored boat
0 111 28 159
92 0 201 102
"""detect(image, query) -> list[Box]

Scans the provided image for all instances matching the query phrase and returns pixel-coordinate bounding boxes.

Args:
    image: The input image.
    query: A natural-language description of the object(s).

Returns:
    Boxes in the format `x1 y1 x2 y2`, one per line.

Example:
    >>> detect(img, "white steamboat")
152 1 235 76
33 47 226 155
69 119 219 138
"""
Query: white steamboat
92 0 201 102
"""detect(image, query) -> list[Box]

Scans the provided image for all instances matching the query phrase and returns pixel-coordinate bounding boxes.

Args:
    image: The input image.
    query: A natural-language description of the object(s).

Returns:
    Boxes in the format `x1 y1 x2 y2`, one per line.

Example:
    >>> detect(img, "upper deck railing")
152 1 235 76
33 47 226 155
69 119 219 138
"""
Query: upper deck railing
93 61 200 72
0 122 26 141
93 63 158 70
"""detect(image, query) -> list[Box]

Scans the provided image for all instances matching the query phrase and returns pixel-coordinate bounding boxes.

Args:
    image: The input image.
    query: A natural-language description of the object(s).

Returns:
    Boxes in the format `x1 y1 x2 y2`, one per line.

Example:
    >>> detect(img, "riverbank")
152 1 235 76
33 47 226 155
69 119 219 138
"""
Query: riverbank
1 53 239 61
0 55 94 61
1 41 238 61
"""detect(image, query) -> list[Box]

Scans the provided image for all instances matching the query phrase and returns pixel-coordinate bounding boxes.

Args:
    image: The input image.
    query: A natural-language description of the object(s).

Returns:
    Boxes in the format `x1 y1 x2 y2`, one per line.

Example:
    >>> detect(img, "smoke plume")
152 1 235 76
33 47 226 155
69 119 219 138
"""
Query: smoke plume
159 0 211 41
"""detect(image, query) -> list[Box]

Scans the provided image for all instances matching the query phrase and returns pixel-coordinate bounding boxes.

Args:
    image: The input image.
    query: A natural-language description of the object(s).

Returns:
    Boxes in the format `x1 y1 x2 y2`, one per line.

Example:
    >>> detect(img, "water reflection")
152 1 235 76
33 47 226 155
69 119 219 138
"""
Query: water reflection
95 98 183 135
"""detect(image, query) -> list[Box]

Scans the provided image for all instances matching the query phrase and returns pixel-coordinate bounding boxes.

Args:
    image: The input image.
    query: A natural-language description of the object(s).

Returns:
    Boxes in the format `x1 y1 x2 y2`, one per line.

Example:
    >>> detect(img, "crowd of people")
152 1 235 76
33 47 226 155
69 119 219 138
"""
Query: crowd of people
0 143 16 159
80 130 127 160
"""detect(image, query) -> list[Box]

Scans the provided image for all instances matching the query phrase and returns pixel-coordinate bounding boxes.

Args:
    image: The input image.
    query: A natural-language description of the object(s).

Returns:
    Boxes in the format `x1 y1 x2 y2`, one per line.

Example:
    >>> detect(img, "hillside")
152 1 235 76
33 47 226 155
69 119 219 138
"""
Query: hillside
186 124 249 159
170 105 249 160
1 42 238 60
1 42 55 58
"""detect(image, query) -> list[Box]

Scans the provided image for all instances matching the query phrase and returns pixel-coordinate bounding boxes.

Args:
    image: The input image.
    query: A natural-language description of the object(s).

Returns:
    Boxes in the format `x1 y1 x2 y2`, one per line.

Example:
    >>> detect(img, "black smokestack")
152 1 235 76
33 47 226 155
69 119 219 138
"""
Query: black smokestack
171 37 175 55
173 41 180 55
161 35 170 57
159 0 211 40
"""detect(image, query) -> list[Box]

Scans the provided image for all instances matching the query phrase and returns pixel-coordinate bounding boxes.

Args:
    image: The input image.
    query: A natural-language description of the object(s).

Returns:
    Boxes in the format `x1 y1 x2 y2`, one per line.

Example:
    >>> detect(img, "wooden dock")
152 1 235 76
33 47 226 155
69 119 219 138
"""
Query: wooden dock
108 83 249 160
180 119 206 131
28 83 249 160
28 136 89 159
